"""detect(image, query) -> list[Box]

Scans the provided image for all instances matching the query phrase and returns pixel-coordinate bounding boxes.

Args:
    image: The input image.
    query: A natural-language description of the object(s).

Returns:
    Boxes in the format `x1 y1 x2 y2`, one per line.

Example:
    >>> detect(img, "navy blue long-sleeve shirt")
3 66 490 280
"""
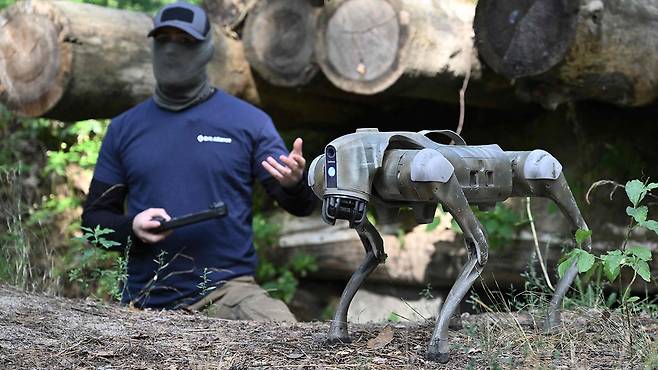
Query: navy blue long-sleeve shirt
81 90 316 309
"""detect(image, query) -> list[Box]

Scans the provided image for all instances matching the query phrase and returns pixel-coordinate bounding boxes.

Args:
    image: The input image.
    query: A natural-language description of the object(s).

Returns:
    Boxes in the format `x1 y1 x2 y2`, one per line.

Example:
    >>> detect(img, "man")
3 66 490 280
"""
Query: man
82 1 316 321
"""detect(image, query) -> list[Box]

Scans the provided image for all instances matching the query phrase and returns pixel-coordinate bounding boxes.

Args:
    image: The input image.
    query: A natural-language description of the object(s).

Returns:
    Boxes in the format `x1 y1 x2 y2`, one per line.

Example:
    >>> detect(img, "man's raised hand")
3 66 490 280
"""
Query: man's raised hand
262 137 306 188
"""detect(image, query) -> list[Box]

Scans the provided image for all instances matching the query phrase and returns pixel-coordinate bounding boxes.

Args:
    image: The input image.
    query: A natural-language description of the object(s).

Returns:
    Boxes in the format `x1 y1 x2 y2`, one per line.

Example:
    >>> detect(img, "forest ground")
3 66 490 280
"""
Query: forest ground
1 285 656 369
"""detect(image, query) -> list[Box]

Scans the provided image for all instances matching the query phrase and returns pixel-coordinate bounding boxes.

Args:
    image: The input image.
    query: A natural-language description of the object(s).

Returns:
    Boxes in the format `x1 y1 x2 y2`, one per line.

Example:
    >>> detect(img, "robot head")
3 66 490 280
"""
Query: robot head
308 128 455 228
308 129 388 228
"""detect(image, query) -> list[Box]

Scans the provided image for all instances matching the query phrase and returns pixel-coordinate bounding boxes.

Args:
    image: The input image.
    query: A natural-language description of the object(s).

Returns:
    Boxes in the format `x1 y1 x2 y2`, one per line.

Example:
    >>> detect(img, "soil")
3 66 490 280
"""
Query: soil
0 285 655 369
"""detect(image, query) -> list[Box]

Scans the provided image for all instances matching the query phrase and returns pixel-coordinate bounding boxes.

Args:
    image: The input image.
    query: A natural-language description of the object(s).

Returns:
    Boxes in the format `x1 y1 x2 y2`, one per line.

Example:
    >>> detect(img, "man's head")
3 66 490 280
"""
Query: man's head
148 1 210 41
148 1 215 111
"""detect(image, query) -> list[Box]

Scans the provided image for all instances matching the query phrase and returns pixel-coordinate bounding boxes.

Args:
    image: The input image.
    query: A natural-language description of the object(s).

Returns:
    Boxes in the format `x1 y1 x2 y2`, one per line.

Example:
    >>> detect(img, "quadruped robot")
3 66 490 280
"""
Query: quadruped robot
307 128 591 363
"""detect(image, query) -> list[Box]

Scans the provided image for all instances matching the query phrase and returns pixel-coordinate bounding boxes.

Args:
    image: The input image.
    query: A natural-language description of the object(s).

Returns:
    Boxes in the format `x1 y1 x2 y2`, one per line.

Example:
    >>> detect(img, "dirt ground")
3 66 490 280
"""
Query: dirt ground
0 285 656 369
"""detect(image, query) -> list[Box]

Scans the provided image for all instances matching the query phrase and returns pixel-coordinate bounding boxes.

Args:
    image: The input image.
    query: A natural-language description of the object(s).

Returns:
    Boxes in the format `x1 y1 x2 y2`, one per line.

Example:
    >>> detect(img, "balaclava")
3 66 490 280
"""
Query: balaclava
148 1 215 111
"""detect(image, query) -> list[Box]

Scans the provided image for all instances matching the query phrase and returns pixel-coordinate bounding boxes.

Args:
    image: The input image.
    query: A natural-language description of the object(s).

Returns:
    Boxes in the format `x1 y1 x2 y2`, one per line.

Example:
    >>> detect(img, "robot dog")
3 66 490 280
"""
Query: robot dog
307 128 590 363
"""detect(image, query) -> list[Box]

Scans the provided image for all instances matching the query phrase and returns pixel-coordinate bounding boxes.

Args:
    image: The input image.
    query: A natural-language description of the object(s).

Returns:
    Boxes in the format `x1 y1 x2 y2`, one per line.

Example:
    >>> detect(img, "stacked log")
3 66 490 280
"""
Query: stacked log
0 0 522 123
474 0 658 108
6 0 658 122
315 0 477 95
242 0 320 87
0 0 256 121
272 206 658 292
202 0 254 31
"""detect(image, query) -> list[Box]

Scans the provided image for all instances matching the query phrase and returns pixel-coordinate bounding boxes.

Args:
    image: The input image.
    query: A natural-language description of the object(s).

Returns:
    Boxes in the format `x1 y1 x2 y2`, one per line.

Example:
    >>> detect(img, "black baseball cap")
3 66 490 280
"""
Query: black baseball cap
148 1 210 41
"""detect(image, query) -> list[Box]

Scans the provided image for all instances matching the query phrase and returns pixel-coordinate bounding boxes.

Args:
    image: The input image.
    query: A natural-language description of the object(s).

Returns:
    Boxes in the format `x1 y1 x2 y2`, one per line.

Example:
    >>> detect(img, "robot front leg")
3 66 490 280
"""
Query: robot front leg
512 157 591 330
327 220 386 343
539 174 590 330
424 176 490 363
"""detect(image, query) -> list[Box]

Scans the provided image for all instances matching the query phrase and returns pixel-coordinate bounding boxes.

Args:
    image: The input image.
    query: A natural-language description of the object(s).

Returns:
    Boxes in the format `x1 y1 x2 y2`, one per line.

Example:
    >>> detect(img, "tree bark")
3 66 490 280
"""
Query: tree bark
242 0 320 87
314 0 480 95
474 0 658 108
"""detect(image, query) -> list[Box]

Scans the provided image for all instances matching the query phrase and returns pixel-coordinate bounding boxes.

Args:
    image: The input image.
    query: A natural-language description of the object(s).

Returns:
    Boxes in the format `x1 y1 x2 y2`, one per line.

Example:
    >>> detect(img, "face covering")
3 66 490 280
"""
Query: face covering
152 32 215 111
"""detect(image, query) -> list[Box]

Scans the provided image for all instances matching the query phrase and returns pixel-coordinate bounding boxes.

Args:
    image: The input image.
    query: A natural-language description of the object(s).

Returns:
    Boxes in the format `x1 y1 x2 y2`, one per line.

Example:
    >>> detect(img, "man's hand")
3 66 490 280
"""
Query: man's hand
132 208 172 244
262 137 306 188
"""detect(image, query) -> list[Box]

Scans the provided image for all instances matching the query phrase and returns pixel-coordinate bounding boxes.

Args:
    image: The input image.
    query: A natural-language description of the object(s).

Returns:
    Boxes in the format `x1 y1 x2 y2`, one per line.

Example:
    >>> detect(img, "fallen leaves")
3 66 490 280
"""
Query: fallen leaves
367 325 394 350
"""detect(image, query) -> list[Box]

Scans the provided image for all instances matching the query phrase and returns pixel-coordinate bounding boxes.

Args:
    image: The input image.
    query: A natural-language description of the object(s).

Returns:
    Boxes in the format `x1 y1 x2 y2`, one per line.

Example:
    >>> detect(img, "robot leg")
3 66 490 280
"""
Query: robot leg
424 176 489 362
327 220 386 343
511 150 591 330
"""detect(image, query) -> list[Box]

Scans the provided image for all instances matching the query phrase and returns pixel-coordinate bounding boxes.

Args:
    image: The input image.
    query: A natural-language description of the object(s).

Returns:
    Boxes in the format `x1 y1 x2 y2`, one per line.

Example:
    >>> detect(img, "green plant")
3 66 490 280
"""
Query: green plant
0 110 65 292
386 312 401 323
419 283 434 300
447 203 526 249
74 225 122 250
70 226 129 301
253 213 318 303
558 180 656 305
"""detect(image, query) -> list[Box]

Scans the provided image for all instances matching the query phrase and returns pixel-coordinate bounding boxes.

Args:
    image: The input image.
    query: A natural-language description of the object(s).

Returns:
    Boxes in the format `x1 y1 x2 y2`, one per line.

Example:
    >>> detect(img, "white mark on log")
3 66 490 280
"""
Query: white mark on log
356 63 366 75
583 0 603 13
399 10 409 26
86 36 103 46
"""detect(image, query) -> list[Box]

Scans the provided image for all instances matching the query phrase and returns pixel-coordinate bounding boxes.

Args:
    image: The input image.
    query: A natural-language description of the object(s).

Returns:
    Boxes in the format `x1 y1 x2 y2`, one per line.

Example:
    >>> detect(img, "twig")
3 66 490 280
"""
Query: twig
400 297 428 322
585 180 625 204
456 67 471 137
525 197 555 291
54 339 85 357
586 179 658 205
470 295 494 314
390 311 413 322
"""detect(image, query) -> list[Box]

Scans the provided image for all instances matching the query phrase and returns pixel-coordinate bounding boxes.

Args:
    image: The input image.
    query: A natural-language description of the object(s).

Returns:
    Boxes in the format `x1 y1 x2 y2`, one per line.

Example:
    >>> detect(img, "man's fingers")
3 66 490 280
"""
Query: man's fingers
140 231 170 244
261 160 284 181
291 138 303 156
279 155 301 170
291 153 305 168
266 156 292 175
280 153 306 169
145 220 162 229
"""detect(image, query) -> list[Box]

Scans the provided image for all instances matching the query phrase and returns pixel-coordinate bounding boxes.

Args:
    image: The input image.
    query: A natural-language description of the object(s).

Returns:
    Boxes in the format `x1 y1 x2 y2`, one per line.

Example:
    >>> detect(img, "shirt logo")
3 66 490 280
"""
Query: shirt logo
197 134 232 144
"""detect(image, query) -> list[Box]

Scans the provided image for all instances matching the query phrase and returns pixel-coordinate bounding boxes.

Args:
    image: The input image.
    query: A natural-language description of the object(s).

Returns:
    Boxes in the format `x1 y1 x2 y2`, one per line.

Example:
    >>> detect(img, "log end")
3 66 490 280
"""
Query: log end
474 0 579 78
0 1 72 117
243 0 319 87
202 0 249 30
316 0 408 95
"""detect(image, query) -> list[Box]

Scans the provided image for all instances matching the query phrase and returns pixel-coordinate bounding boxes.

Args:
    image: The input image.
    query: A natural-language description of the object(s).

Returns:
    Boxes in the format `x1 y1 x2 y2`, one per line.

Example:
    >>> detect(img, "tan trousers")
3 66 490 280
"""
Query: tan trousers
186 276 297 322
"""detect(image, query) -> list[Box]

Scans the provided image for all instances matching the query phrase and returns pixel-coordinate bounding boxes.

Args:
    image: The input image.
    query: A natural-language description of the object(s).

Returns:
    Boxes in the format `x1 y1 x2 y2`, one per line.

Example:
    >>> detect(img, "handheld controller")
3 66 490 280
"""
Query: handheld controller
150 201 227 233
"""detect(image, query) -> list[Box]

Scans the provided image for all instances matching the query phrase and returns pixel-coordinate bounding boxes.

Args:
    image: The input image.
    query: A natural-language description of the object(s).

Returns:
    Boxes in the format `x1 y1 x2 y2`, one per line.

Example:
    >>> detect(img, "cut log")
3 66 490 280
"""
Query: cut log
271 210 557 288
243 0 320 87
474 0 658 108
0 0 522 123
0 0 378 125
242 0 319 86
0 1 144 119
271 205 658 291
0 0 254 121
202 0 254 31
314 0 479 95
